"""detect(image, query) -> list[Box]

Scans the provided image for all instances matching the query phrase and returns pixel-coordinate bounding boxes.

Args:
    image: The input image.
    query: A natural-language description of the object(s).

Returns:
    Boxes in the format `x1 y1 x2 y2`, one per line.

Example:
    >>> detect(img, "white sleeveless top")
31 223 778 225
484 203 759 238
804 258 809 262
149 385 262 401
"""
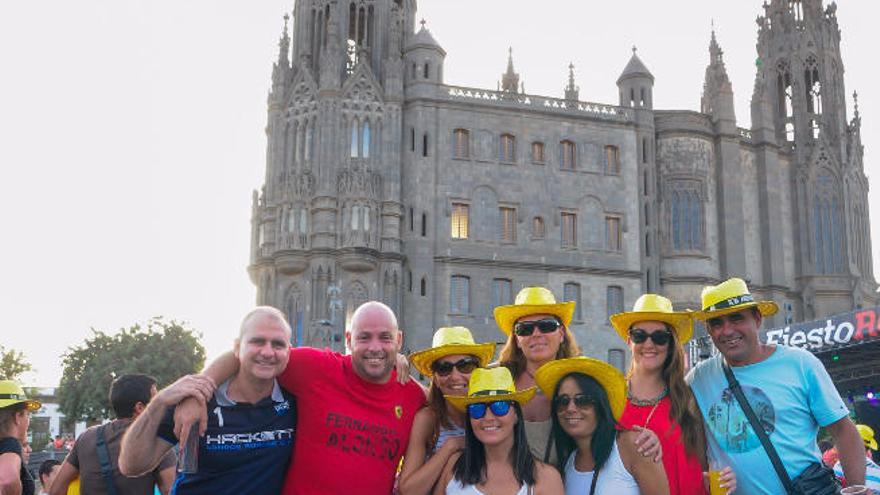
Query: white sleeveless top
564 439 640 495
446 478 532 495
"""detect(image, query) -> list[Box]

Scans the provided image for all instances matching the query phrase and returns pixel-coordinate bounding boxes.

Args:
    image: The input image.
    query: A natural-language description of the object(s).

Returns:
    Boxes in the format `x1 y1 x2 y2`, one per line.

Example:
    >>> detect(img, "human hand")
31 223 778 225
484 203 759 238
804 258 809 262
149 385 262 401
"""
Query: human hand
396 353 412 384
631 425 662 463
174 396 209 444
156 374 215 407
442 435 465 453
703 466 737 494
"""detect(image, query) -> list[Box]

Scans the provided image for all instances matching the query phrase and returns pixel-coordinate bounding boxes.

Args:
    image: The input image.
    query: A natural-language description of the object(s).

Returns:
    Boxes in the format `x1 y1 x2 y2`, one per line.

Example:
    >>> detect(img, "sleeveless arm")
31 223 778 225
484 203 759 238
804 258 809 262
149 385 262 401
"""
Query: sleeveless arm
399 408 463 495
533 462 564 495
618 430 670 495
432 452 460 495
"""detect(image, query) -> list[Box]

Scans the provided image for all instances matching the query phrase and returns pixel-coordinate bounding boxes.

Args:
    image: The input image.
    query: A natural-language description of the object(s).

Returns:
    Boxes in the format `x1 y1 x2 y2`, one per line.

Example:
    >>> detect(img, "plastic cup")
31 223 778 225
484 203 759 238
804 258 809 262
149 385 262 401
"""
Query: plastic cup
708 469 725 495
840 486 869 495
177 423 199 474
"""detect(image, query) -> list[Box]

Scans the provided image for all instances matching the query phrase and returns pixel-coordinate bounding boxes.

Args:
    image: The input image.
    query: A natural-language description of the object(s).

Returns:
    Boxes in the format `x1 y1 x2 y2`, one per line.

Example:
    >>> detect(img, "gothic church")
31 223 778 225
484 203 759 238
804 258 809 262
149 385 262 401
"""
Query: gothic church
248 0 876 366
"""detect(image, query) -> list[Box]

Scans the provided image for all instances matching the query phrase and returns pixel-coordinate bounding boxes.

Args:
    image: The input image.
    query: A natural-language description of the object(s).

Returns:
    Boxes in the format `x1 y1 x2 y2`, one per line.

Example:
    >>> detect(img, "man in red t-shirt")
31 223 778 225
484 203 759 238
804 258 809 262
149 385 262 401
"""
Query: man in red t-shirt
185 301 426 495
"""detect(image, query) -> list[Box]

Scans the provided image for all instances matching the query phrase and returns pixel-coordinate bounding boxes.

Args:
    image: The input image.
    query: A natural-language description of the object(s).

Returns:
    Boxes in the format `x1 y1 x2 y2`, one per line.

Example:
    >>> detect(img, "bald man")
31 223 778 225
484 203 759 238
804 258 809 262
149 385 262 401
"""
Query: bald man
179 301 426 495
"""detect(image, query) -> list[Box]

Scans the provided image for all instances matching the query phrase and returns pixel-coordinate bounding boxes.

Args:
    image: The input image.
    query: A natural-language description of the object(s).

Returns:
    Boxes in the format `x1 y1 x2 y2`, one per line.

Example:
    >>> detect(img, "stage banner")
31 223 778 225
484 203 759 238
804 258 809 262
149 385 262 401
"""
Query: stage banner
761 306 880 352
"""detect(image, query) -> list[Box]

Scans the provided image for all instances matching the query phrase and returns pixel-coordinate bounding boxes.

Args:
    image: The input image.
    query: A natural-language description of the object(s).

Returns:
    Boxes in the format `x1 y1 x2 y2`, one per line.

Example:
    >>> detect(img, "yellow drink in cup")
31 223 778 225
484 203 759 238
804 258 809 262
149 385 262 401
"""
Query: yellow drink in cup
708 470 725 495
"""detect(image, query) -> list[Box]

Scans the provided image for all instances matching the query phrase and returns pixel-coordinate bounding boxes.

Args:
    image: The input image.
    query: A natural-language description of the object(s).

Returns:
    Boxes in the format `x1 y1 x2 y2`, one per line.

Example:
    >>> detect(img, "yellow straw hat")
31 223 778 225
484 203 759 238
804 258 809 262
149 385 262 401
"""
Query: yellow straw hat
857 424 878 450
534 357 627 421
610 293 694 344
445 367 537 412
0 380 41 411
493 287 575 336
694 278 778 320
409 326 496 377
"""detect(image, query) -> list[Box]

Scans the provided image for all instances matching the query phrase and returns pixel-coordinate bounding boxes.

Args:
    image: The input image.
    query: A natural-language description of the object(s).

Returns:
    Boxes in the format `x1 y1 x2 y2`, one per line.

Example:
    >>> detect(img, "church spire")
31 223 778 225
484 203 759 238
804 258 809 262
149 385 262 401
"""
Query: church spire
701 27 734 122
278 13 291 67
564 62 579 101
500 47 520 94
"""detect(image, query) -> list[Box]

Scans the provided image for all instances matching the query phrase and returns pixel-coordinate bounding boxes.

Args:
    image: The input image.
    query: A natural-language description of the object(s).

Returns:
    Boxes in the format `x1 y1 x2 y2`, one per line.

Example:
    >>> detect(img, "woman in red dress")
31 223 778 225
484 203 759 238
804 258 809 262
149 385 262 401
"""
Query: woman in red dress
610 294 736 495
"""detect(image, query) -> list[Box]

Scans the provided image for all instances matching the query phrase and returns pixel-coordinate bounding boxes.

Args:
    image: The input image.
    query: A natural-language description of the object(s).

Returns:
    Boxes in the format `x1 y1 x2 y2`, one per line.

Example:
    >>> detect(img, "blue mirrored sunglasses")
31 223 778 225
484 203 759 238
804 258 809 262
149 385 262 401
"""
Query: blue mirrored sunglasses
467 400 512 419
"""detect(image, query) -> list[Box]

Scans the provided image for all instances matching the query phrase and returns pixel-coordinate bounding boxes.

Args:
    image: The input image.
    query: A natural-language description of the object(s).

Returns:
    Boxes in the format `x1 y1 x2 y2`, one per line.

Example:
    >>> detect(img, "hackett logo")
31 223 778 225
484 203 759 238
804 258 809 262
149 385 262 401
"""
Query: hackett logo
763 307 880 352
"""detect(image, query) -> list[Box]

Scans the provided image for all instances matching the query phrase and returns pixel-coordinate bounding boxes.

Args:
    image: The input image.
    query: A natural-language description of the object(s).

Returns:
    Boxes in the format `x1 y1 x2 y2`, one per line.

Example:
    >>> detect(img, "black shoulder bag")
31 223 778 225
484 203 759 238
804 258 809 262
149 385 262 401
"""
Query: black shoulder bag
95 424 120 495
722 361 840 495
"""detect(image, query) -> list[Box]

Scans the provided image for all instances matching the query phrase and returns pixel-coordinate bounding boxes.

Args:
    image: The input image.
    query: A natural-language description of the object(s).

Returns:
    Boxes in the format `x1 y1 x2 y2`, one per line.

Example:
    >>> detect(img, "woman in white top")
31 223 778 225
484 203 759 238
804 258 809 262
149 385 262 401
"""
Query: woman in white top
399 327 496 495
434 368 563 495
535 357 669 495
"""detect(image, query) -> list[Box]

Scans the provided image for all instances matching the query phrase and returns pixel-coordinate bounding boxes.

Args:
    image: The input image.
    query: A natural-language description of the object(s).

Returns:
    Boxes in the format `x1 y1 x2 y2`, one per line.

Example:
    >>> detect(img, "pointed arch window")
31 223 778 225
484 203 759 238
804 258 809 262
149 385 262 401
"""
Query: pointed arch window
813 171 844 274
804 56 822 139
777 62 794 142
669 181 704 252
362 121 371 158
350 120 359 157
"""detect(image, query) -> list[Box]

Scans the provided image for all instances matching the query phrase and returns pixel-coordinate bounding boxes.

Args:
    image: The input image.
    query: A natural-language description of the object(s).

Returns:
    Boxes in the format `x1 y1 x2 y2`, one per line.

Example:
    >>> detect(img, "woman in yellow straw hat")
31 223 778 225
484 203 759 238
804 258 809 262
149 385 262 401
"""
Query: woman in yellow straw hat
536 357 668 495
0 379 42 495
398 327 496 495
610 294 736 495
433 367 563 495
494 287 581 462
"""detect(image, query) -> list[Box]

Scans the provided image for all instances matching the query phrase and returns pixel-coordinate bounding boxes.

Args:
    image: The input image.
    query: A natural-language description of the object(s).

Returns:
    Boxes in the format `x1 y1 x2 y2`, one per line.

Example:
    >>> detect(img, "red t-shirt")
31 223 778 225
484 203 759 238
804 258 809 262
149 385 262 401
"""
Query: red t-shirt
279 347 426 495
619 396 707 495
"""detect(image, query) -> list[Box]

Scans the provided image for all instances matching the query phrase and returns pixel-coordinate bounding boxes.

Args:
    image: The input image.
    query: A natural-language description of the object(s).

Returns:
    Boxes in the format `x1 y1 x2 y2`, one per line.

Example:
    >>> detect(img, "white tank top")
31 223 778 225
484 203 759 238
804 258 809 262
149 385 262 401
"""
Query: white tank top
445 478 532 495
564 439 640 495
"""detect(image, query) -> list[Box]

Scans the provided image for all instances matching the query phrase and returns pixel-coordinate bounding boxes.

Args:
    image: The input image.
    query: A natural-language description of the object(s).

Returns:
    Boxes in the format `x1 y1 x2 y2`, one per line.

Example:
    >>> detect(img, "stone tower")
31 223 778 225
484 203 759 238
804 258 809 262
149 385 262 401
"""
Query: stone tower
754 0 874 317
250 0 416 346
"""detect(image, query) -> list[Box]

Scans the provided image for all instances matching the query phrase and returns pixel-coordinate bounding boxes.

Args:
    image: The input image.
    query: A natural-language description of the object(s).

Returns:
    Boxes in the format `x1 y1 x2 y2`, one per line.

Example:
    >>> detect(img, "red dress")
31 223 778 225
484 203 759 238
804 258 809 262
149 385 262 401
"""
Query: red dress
619 396 707 495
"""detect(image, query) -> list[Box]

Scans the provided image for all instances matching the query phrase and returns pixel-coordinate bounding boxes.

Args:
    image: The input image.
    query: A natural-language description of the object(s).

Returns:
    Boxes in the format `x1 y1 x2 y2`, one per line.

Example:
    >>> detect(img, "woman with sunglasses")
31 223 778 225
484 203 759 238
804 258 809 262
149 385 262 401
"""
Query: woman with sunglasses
493 287 582 462
536 357 668 495
434 367 563 495
610 294 735 494
400 327 496 495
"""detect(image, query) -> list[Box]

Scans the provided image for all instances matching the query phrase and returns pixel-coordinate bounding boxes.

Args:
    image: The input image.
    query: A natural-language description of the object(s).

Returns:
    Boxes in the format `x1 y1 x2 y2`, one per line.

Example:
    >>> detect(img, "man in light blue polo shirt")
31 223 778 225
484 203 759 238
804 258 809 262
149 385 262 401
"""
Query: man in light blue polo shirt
686 278 865 495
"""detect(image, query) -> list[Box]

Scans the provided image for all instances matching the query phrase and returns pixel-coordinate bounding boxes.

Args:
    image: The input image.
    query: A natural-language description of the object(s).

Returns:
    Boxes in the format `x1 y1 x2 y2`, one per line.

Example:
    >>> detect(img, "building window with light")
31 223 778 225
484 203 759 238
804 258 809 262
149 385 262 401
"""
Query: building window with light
453 128 470 159
451 203 469 239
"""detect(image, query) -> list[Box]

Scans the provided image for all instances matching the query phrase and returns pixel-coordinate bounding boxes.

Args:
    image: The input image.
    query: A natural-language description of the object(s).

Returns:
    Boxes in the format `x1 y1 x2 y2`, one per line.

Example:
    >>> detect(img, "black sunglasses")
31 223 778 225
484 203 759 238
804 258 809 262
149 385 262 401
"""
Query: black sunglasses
554 393 596 411
514 318 561 337
431 358 479 377
628 328 672 346
467 400 512 419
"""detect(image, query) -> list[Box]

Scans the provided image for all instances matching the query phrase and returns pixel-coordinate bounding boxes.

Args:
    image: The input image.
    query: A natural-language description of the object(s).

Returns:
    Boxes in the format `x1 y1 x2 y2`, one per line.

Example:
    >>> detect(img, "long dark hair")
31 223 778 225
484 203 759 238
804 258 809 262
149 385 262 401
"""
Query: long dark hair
550 373 617 474
453 402 537 486
627 323 706 459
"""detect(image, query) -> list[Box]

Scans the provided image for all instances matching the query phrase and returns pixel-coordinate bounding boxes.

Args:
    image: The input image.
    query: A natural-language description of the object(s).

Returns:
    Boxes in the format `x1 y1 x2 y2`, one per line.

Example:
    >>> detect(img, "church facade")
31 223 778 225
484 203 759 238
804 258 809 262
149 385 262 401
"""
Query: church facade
248 0 876 366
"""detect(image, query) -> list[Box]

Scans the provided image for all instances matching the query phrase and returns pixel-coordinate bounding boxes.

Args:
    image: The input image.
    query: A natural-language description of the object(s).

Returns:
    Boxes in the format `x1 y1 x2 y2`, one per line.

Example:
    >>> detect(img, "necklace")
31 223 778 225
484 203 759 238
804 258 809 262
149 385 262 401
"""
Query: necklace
524 368 543 395
626 382 668 407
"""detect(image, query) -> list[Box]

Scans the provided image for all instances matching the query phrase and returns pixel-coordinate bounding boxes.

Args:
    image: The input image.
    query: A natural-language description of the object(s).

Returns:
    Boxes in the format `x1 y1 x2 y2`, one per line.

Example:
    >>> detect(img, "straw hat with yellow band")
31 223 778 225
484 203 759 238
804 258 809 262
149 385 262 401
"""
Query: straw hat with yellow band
857 424 878 450
0 380 41 411
409 326 497 377
446 367 537 412
610 293 694 344
694 277 778 320
534 357 627 421
493 287 575 336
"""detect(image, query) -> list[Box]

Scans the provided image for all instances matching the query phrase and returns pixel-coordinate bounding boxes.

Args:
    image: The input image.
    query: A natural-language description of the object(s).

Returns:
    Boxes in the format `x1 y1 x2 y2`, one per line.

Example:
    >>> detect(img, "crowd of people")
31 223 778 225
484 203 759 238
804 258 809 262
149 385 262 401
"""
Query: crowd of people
0 277 875 494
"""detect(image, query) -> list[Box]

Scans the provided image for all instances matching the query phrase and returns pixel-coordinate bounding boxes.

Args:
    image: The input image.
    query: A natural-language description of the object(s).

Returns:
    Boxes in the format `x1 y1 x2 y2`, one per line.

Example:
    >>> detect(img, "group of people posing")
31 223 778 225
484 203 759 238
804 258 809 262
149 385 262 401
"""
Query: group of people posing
0 277 870 494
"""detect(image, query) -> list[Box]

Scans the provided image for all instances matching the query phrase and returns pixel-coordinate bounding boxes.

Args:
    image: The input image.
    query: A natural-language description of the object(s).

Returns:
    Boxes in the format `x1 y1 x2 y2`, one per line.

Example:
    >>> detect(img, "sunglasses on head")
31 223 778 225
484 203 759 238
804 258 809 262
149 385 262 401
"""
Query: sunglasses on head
431 357 479 377
628 328 672 346
467 400 513 419
554 393 596 411
513 318 561 337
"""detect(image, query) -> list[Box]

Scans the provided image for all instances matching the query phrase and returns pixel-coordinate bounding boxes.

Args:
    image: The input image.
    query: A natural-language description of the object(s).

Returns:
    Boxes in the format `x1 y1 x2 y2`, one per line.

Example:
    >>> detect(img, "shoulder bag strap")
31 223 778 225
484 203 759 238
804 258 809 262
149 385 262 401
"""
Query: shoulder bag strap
95 424 120 495
589 468 599 495
722 361 795 494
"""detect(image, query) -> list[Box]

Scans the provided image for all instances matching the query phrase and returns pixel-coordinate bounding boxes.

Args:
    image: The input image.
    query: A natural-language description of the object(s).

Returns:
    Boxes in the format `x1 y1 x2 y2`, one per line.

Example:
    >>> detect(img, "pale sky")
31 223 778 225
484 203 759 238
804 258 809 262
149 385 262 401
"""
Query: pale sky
1 0 877 386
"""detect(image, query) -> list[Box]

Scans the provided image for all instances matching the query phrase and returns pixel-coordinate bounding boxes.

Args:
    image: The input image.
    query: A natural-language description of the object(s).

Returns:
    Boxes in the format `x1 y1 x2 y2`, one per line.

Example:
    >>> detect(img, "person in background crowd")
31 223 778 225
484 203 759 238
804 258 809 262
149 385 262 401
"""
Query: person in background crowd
50 374 176 495
434 367 563 495
0 380 40 495
399 327 496 495
687 277 865 494
119 306 295 495
611 294 736 494
37 460 61 495
833 424 880 492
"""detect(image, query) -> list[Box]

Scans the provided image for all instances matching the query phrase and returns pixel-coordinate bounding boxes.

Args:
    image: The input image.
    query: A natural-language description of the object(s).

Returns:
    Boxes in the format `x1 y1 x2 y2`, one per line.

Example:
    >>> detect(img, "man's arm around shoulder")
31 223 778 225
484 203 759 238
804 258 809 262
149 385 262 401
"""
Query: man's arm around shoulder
119 374 214 477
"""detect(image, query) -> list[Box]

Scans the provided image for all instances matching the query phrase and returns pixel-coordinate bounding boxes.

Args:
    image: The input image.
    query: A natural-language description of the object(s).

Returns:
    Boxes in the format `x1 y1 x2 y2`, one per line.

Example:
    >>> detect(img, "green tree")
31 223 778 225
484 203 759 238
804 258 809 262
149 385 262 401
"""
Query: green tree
0 346 33 381
58 317 206 422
